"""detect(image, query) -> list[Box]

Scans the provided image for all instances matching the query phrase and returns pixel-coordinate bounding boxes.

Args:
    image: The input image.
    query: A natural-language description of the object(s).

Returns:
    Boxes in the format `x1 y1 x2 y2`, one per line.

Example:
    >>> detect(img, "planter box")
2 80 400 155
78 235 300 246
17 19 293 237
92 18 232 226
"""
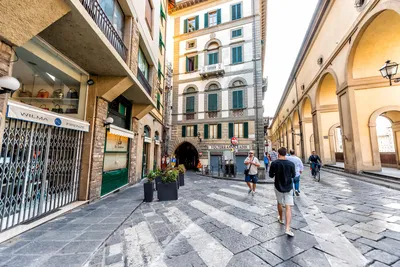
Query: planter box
179 173 185 186
176 177 180 189
155 176 162 191
158 182 178 201
144 182 154 202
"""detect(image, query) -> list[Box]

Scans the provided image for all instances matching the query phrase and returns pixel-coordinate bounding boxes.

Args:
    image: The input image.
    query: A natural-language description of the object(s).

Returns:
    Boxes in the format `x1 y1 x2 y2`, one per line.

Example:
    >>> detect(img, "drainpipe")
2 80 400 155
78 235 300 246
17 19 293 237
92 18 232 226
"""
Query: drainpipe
251 0 261 159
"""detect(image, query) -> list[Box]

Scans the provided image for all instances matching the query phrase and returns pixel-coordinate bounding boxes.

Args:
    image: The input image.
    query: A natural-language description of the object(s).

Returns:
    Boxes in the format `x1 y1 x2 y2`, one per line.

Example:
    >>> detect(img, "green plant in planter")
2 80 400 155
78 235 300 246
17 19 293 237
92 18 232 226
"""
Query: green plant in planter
162 170 178 183
147 169 160 183
178 164 186 174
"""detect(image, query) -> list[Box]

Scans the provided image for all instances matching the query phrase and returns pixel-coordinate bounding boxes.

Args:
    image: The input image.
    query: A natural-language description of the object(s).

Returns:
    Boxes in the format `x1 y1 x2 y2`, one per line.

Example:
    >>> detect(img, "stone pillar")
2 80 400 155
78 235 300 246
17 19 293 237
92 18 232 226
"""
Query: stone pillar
0 41 12 146
129 118 140 184
88 98 108 200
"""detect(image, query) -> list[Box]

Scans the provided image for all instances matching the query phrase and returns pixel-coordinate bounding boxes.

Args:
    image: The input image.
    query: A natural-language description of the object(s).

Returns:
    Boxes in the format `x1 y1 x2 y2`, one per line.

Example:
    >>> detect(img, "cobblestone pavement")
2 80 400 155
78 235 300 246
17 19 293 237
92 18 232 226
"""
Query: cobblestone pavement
86 169 400 267
1 168 400 267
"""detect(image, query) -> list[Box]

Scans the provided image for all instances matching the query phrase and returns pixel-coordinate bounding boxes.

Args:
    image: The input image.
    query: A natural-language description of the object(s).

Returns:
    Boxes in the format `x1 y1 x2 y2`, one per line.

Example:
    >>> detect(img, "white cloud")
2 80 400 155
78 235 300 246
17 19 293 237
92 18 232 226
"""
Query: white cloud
263 0 318 116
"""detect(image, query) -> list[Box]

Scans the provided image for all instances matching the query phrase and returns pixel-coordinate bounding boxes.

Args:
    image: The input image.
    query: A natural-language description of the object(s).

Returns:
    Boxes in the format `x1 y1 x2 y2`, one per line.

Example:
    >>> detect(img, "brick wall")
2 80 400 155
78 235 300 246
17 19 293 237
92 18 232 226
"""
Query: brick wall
88 98 108 200
0 41 12 146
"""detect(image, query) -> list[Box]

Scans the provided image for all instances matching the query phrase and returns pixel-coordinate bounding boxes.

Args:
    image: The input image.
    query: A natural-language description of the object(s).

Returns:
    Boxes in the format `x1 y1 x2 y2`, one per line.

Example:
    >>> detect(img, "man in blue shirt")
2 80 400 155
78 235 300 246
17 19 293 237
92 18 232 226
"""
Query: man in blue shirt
287 150 304 196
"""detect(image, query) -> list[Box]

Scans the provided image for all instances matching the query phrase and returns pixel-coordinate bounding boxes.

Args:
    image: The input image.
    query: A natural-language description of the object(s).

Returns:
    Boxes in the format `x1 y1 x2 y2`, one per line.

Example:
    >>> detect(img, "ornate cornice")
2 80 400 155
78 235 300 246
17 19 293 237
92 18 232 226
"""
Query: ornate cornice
169 0 208 14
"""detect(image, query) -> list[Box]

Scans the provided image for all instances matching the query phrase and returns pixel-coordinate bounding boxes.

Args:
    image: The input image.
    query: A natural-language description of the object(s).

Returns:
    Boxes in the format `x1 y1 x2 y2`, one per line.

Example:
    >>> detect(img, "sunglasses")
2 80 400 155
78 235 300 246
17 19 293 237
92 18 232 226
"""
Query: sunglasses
249 153 253 155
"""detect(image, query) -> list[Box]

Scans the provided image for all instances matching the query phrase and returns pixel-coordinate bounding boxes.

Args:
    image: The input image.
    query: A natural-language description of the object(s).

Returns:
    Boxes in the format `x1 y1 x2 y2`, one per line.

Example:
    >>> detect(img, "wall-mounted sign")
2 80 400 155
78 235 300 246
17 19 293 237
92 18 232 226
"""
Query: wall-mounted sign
6 100 89 132
106 132 128 152
144 137 152 143
208 144 250 150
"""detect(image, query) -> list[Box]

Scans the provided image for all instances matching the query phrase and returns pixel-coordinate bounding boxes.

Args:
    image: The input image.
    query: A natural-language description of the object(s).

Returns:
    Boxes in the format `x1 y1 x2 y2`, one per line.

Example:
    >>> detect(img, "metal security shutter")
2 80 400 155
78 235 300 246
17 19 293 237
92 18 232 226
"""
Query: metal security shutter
235 155 247 174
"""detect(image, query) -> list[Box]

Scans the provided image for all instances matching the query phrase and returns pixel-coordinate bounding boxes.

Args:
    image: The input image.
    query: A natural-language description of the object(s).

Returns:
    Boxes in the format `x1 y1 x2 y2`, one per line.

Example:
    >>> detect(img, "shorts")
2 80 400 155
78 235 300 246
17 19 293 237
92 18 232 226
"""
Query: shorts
274 188 294 206
245 175 258 183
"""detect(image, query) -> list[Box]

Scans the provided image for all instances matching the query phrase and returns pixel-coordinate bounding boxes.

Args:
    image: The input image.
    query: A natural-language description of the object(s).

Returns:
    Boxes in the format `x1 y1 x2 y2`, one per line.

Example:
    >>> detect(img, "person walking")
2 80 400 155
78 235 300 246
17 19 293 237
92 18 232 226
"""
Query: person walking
268 148 278 163
244 151 260 196
286 150 304 196
263 152 269 172
269 147 296 237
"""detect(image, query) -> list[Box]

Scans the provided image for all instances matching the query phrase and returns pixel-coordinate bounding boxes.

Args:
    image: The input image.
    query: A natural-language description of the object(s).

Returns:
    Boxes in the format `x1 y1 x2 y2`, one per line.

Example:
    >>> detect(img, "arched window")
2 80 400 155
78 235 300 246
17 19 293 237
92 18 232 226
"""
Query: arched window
207 83 220 90
230 79 246 110
204 39 222 65
232 80 245 87
186 87 196 93
144 126 151 137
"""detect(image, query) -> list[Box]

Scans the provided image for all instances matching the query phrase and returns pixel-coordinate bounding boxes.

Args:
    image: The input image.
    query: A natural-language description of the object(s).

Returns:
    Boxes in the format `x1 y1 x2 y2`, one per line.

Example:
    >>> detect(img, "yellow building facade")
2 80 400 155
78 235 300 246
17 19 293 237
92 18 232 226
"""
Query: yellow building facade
270 0 400 173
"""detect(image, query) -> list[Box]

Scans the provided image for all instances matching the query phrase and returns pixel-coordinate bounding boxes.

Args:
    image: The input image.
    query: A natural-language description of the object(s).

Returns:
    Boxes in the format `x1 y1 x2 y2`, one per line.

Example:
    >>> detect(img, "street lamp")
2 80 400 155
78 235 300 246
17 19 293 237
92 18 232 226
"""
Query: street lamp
379 60 399 86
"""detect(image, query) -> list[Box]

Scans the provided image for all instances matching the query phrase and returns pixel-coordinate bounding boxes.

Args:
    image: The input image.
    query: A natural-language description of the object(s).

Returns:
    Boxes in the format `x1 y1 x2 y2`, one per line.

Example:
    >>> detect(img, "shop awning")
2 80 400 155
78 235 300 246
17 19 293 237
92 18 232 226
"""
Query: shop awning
108 124 134 139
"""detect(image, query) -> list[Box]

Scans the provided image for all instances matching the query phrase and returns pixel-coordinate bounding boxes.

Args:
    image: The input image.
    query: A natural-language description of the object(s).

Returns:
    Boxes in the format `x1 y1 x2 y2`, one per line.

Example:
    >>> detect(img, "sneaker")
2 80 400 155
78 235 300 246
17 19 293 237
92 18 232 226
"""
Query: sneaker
285 230 294 237
248 189 252 195
295 190 300 196
278 216 284 225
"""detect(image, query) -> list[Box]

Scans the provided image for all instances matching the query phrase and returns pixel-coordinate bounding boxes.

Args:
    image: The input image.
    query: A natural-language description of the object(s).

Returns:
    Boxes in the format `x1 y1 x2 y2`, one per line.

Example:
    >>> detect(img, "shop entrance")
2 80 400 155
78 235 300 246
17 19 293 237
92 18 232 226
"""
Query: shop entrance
142 126 151 178
175 142 198 170
0 118 85 232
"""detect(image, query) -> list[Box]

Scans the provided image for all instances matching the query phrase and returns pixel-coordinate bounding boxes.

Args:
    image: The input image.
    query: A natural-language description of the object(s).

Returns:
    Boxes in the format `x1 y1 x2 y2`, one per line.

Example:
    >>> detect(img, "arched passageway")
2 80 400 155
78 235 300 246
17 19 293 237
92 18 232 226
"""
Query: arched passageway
301 97 314 161
286 119 293 151
292 110 302 158
328 123 344 163
316 72 340 165
175 142 199 170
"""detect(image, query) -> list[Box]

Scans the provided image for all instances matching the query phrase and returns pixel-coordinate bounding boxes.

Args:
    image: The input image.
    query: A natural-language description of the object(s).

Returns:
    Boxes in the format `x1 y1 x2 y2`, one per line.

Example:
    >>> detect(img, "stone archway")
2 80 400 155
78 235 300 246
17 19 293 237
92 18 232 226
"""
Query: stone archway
174 142 199 170
369 106 400 170
301 96 314 160
328 123 342 165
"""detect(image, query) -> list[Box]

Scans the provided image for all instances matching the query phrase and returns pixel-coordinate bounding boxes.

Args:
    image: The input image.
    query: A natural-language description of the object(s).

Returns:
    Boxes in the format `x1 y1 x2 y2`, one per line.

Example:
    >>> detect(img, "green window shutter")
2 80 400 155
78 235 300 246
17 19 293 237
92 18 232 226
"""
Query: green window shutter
229 123 234 138
232 47 237 64
238 90 243 108
244 122 249 138
186 96 194 112
184 19 188 33
204 13 209 28
231 5 236 20
217 124 222 139
186 57 189 72
217 9 221 24
182 126 186 137
194 125 198 136
208 53 212 65
238 46 243 62
237 3 242 19
160 6 166 20
208 94 217 111
195 15 199 30
204 124 209 139
232 91 238 109
194 55 198 70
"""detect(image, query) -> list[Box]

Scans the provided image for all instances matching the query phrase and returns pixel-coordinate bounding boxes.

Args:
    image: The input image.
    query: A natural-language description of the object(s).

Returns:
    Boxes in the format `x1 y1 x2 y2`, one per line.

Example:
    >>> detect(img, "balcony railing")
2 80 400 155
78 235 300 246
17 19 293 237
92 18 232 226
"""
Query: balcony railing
80 0 128 60
137 68 152 95
200 63 225 78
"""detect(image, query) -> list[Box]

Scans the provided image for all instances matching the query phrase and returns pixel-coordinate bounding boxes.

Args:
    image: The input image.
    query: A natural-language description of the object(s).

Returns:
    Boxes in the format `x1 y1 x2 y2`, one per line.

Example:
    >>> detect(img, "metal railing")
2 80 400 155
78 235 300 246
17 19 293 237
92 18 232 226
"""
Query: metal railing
199 63 225 77
137 68 152 95
80 0 128 60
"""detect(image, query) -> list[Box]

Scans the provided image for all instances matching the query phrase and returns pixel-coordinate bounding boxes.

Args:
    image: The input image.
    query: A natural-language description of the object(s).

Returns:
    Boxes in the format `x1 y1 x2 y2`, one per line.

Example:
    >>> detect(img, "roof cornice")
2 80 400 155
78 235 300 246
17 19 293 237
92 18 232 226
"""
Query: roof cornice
168 0 209 14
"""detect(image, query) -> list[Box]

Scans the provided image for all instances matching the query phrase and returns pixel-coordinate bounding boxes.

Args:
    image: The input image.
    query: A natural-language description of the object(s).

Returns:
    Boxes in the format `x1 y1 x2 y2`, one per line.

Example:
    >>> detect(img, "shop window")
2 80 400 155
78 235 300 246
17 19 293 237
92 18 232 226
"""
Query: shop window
12 39 88 119
99 0 125 38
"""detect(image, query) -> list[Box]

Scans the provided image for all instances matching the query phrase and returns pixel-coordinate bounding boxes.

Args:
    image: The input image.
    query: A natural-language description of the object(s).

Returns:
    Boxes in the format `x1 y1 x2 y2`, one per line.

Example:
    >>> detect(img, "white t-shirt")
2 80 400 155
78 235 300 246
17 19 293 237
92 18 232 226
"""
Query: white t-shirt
286 155 304 177
244 157 260 175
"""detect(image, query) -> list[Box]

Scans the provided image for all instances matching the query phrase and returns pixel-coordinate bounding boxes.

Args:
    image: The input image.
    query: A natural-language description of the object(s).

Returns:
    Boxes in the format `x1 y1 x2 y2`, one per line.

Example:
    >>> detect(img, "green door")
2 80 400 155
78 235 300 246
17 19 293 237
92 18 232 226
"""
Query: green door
101 168 128 196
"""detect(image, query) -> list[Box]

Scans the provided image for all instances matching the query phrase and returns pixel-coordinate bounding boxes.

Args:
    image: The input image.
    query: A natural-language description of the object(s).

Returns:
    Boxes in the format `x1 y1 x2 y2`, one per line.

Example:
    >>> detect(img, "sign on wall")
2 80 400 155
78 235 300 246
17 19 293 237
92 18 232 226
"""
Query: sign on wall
106 132 129 152
208 144 250 150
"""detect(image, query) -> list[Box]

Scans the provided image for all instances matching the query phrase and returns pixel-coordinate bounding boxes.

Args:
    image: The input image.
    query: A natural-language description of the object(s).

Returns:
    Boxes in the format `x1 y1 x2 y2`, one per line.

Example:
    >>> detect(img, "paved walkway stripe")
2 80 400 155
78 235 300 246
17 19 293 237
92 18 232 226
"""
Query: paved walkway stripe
124 221 167 267
165 206 233 267
229 185 276 201
189 200 257 236
208 193 268 216
296 192 369 267
221 187 275 204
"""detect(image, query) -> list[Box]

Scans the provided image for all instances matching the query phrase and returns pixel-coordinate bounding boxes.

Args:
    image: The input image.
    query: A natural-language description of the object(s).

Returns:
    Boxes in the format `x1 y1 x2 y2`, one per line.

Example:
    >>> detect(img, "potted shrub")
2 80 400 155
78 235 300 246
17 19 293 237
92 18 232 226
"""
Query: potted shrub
158 170 179 201
153 169 162 191
178 164 186 186
144 170 156 202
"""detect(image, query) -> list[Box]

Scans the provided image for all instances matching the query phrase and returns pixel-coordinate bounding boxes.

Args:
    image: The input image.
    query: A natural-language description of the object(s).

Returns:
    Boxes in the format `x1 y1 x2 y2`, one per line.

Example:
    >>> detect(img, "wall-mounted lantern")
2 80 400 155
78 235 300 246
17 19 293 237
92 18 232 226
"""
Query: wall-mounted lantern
379 60 399 86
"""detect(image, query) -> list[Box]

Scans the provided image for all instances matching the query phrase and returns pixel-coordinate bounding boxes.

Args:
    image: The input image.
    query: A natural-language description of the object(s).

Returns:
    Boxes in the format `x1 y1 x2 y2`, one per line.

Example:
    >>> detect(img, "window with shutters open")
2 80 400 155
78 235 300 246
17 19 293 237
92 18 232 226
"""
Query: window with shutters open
186 125 195 137
184 16 198 33
233 122 248 138
186 55 198 72
231 3 242 21
232 46 243 64
205 9 221 28
232 90 244 109
208 93 218 111
205 124 221 139
186 96 195 113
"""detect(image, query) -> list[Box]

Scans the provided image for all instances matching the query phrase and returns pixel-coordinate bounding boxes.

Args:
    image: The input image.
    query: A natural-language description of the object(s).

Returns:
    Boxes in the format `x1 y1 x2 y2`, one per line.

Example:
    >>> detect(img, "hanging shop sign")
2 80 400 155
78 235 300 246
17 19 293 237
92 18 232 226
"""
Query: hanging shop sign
208 144 250 150
6 100 89 132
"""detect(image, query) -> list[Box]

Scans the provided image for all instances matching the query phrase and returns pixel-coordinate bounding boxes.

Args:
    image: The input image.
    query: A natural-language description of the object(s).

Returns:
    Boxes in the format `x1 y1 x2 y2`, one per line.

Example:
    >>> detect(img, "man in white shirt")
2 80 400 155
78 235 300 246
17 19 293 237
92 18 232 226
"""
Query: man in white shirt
244 150 261 196
286 149 304 196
